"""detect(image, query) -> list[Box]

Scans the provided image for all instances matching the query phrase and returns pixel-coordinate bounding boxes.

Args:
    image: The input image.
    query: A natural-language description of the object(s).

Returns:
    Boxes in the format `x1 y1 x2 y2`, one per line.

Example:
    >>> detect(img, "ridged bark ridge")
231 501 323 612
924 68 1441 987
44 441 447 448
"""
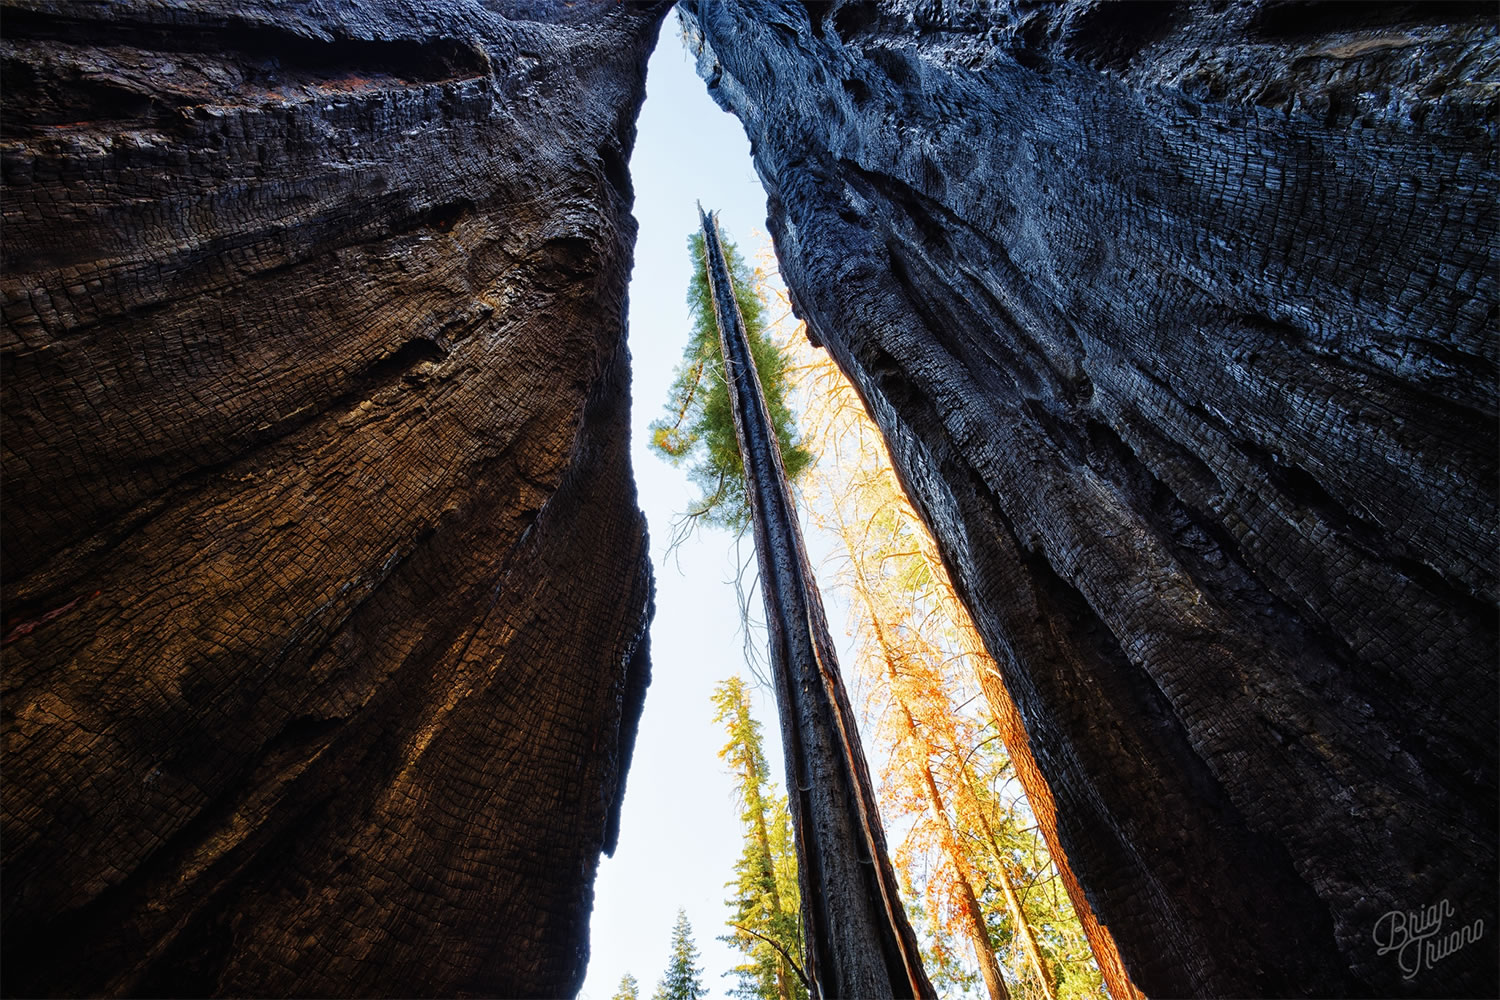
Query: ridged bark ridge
679 2 1498 997
1 1 666 995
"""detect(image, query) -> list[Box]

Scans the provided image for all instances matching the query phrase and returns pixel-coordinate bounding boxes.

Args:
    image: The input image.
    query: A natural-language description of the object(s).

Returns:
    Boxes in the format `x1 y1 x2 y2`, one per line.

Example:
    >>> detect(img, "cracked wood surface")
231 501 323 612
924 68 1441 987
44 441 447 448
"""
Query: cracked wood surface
680 2 1498 996
1 1 666 995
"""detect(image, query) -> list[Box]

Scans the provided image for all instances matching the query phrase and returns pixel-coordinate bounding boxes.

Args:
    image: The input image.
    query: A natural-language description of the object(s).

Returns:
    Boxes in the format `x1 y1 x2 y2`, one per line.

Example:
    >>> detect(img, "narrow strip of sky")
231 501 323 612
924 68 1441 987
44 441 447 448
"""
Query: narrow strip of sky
579 21 790 1000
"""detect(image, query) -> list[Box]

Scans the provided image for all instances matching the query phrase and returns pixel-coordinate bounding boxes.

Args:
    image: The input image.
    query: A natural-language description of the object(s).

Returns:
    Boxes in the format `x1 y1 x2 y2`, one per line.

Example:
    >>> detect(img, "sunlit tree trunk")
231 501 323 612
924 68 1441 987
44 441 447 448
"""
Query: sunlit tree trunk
950 769 1054 1000
964 654 1142 1000
922 766 1010 1000
699 207 933 1000
886 646 1012 1000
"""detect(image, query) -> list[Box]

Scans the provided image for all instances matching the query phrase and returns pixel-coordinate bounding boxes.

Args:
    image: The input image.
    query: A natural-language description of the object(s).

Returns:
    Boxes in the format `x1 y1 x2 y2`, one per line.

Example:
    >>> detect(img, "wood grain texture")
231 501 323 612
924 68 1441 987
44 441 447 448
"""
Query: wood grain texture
678 2 1498 996
1 1 665 995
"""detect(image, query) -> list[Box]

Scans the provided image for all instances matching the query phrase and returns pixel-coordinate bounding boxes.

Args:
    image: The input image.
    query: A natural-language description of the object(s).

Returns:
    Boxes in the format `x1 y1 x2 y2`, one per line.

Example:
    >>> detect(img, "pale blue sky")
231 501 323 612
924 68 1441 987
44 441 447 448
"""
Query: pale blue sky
578 23 797 1000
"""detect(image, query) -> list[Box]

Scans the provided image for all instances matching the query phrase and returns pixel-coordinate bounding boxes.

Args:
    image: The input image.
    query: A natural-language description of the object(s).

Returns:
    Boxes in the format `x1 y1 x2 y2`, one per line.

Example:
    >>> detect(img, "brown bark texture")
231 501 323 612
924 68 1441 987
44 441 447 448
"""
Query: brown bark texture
701 209 934 1000
679 2 1499 997
1 1 666 996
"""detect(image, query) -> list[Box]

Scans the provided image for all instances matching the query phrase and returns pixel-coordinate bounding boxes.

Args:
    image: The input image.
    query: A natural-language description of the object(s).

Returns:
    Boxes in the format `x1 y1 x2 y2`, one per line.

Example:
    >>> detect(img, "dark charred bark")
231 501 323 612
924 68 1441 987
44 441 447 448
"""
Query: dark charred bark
699 208 933 1000
1 1 668 996
680 3 1498 997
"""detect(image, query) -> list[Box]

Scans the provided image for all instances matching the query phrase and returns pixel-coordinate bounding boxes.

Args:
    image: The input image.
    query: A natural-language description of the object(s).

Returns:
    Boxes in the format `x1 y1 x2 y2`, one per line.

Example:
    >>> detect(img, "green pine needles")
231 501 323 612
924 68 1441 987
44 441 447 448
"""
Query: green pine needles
712 676 808 1000
649 227 813 534
652 909 708 1000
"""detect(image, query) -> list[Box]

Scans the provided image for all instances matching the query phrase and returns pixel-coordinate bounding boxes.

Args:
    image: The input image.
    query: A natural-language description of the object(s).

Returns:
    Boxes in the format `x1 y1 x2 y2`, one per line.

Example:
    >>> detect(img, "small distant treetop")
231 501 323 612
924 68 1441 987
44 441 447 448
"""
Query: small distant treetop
612 972 641 1000
652 908 708 1000
649 226 812 534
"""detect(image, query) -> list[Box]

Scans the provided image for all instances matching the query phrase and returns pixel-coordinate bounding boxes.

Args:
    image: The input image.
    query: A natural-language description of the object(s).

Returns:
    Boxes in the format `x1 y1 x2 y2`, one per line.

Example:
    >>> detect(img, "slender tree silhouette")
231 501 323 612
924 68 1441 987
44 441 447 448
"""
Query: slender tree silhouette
697 206 933 1000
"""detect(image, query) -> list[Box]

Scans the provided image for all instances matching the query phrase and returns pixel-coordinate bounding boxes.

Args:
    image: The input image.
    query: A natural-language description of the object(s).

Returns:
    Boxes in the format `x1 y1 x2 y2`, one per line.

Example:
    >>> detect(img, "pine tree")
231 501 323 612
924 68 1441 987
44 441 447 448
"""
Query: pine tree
648 227 812 533
613 972 641 1000
818 482 1013 1000
713 676 808 1000
653 909 708 1000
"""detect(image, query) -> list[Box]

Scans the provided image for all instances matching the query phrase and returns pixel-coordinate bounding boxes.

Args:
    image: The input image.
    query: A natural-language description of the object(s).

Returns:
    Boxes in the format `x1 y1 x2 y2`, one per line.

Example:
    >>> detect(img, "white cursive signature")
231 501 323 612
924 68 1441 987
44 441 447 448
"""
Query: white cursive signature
1372 898 1486 979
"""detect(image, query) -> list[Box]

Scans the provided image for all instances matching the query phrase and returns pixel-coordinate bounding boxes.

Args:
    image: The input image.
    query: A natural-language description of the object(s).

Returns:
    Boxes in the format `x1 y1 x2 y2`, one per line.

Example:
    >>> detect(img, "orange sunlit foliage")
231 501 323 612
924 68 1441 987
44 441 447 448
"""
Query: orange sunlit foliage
751 245 1140 1000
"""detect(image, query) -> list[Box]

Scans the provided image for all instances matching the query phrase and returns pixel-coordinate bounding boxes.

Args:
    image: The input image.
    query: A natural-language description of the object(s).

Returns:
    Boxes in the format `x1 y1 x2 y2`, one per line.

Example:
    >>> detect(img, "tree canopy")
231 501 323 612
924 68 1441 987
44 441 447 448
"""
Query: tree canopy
648 228 812 533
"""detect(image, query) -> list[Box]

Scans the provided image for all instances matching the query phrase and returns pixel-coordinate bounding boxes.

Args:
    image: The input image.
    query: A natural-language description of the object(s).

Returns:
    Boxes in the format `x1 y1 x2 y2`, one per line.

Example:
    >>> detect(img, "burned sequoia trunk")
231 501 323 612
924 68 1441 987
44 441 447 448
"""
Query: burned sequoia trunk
1 1 666 996
700 209 932 1000
680 2 1499 997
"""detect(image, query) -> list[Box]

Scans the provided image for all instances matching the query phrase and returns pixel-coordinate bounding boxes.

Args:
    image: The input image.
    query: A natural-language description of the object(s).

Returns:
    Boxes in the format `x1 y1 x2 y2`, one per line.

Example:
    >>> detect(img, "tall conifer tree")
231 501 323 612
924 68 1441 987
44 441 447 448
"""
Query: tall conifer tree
713 676 808 1000
695 207 933 998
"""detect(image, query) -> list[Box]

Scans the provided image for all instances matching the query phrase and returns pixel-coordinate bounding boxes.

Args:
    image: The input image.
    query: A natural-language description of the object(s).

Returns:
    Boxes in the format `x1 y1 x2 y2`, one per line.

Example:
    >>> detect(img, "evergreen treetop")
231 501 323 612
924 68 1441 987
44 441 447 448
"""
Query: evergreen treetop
612 972 641 1000
652 908 708 1000
649 227 812 533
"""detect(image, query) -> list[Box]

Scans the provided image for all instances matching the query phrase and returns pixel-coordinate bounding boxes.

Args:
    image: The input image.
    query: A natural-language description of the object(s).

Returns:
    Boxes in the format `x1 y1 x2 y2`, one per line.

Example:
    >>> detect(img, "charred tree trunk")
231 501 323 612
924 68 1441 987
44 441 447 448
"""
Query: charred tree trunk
681 2 1499 997
699 207 933 1000
1 2 668 996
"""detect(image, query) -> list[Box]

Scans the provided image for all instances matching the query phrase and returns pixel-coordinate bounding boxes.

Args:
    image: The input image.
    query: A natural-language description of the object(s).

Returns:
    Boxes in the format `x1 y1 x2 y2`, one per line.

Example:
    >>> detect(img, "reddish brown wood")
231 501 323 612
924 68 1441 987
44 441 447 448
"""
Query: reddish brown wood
1 2 668 995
